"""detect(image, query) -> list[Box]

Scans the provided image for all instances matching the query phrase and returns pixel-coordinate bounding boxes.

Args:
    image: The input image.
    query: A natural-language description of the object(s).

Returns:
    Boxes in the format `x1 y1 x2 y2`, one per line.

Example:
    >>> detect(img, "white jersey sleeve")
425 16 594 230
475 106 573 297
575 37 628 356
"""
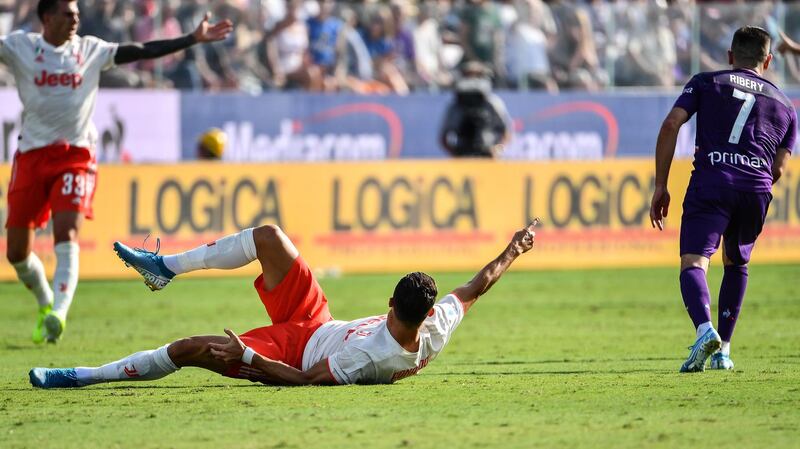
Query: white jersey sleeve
0 31 23 67
425 294 466 338
327 346 375 385
81 35 118 71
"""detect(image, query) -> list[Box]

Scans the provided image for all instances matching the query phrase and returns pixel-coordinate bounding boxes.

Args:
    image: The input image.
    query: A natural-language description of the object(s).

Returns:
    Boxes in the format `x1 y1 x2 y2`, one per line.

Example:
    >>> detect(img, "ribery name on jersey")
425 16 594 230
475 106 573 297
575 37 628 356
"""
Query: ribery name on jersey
34 70 83 89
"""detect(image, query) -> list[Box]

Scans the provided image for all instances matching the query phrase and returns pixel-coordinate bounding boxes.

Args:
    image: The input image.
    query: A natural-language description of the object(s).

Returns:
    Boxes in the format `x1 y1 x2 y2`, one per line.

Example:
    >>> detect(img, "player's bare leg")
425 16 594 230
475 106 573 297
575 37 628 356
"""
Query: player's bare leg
7 227 54 343
29 335 271 388
711 246 746 370
43 211 84 342
679 254 722 372
251 225 299 291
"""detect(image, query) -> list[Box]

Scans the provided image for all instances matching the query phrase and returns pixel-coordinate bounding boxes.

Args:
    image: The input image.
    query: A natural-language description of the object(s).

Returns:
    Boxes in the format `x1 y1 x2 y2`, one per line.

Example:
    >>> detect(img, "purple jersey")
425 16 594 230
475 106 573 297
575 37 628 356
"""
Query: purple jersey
674 68 797 192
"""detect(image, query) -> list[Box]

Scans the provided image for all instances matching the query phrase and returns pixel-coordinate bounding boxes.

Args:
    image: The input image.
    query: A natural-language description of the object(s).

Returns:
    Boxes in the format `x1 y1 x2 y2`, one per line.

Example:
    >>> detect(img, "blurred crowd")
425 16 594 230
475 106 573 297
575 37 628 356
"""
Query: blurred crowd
1 0 799 93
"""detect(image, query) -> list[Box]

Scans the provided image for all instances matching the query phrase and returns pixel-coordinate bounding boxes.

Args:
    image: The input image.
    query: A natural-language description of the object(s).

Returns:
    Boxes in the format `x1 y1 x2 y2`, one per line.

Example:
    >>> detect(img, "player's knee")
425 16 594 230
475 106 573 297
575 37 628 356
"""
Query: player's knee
722 249 748 267
6 247 28 264
723 257 748 267
680 254 708 271
167 337 209 364
253 224 284 248
52 227 79 244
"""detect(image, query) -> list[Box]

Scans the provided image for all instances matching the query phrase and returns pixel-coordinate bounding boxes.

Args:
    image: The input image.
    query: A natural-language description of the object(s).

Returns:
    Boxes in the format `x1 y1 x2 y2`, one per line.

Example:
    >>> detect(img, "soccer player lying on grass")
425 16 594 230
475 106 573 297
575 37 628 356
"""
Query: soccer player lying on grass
29 221 538 388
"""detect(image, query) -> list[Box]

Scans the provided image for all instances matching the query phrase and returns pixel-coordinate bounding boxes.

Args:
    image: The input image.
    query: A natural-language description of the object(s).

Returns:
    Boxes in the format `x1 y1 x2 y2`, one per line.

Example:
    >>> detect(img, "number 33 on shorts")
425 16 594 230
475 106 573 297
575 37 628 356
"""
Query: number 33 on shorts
59 172 96 206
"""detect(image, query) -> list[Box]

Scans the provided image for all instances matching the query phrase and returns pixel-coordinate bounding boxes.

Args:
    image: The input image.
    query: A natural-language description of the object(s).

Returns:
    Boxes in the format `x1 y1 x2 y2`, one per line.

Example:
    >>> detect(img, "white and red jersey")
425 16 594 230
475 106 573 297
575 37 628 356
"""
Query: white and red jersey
0 31 117 152
302 294 466 384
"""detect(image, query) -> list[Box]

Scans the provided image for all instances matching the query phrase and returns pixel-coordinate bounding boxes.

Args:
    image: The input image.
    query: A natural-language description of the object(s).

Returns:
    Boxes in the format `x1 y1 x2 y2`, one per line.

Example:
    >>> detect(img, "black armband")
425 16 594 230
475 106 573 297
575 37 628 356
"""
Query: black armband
114 34 198 65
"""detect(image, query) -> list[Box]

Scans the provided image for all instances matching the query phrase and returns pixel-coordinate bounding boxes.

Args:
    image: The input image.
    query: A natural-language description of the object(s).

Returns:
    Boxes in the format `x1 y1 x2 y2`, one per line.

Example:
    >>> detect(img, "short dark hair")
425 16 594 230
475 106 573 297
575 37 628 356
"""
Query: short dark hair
731 26 771 68
392 272 437 324
37 0 73 22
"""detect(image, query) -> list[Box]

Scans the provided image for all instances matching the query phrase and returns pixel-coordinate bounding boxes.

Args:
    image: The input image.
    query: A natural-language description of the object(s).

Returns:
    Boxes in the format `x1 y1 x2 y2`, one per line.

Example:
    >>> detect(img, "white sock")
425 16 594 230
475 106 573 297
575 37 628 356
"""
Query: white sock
162 228 257 275
74 344 179 385
52 242 79 317
696 321 713 339
720 341 731 356
12 253 54 308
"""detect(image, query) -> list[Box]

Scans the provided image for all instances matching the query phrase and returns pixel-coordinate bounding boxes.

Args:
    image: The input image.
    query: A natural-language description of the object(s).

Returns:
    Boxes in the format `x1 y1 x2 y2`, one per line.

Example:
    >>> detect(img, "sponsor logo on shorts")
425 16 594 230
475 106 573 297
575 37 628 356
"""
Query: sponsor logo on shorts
708 151 768 169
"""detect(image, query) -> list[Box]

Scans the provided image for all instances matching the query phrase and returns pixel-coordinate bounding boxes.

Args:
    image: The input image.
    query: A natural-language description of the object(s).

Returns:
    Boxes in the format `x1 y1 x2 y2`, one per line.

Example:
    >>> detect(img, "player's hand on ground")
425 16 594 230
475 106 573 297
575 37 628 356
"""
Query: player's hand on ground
208 329 246 364
193 13 233 43
238 365 271 383
650 186 670 231
510 219 539 256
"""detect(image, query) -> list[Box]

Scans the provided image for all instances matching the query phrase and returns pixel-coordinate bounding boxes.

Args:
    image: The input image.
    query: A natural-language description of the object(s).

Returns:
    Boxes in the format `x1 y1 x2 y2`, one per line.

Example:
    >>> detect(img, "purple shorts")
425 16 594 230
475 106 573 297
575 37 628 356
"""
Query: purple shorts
680 186 772 265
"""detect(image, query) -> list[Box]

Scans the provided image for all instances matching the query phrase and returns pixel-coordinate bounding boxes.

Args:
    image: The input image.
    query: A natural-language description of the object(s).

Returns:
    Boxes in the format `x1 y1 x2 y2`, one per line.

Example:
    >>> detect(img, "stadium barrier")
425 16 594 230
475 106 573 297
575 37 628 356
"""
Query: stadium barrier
5 88 800 163
1 159 799 280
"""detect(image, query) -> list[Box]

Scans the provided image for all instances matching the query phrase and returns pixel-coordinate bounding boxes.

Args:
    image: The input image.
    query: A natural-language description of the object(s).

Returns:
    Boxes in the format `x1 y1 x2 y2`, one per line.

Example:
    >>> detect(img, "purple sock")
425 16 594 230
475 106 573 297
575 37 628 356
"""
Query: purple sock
718 265 748 342
680 267 712 329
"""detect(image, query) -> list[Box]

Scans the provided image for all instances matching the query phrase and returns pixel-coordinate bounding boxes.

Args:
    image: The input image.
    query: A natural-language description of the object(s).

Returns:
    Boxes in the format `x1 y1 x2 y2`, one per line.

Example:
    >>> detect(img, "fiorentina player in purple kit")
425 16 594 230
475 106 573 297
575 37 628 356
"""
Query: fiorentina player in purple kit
650 26 795 372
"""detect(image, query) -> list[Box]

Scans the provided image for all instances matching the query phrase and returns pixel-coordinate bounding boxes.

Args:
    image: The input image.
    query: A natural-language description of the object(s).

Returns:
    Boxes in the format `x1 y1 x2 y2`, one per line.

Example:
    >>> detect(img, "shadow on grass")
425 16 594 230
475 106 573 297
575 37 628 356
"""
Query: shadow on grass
451 353 800 366
455 357 675 365
6 383 276 392
428 368 669 376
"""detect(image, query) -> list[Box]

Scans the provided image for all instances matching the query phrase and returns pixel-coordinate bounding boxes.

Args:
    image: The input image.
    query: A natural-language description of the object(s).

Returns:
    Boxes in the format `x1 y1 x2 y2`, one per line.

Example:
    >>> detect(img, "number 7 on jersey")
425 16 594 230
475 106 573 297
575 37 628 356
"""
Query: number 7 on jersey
728 88 755 144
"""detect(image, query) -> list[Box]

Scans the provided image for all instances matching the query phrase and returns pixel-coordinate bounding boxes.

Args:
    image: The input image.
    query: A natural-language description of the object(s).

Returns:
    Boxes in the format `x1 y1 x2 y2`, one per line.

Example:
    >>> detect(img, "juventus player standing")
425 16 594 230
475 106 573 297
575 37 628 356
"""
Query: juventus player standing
0 0 232 343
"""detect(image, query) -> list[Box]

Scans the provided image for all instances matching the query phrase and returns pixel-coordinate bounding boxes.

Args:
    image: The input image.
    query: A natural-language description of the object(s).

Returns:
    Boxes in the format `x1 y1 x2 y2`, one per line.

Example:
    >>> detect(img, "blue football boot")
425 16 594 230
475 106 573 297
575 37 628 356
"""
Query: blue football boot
680 328 722 373
113 240 175 291
709 352 734 370
29 368 83 389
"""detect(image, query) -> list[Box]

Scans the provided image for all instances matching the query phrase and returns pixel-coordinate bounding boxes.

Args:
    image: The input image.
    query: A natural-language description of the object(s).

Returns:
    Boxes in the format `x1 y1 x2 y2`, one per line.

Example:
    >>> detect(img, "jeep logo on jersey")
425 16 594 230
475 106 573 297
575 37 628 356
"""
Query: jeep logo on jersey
33 70 83 89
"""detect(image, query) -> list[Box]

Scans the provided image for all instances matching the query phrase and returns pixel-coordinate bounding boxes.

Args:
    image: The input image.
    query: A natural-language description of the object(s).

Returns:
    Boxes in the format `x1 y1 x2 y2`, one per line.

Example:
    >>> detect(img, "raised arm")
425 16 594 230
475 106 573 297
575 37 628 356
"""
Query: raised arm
208 329 336 386
114 13 232 65
649 107 690 230
451 220 538 313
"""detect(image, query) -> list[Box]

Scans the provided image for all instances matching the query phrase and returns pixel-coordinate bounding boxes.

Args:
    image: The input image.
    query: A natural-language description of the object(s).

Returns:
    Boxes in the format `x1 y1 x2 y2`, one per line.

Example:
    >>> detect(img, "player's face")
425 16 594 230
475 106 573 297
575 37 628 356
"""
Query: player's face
44 1 80 43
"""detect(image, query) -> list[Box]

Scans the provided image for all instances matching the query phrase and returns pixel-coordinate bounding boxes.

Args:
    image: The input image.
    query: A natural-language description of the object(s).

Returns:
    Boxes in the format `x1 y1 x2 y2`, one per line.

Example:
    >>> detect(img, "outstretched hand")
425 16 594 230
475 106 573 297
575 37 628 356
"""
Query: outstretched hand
192 13 234 43
509 219 539 256
649 186 670 231
208 329 247 364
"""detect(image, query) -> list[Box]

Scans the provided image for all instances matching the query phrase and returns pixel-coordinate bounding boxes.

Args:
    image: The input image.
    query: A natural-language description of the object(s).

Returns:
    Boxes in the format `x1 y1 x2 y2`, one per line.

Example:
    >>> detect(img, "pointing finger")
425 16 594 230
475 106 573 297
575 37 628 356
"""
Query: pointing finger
526 218 540 233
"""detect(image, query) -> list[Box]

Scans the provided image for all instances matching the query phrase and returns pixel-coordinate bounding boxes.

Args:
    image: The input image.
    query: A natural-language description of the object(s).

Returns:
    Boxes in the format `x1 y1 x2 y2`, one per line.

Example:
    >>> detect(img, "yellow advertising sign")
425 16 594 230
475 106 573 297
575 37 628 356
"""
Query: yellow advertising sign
1 160 799 280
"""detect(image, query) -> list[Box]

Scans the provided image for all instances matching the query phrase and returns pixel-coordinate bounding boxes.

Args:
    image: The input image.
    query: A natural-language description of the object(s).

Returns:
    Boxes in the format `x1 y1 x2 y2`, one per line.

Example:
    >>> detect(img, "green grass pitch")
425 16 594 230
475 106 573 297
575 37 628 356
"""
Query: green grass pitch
2 265 799 449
